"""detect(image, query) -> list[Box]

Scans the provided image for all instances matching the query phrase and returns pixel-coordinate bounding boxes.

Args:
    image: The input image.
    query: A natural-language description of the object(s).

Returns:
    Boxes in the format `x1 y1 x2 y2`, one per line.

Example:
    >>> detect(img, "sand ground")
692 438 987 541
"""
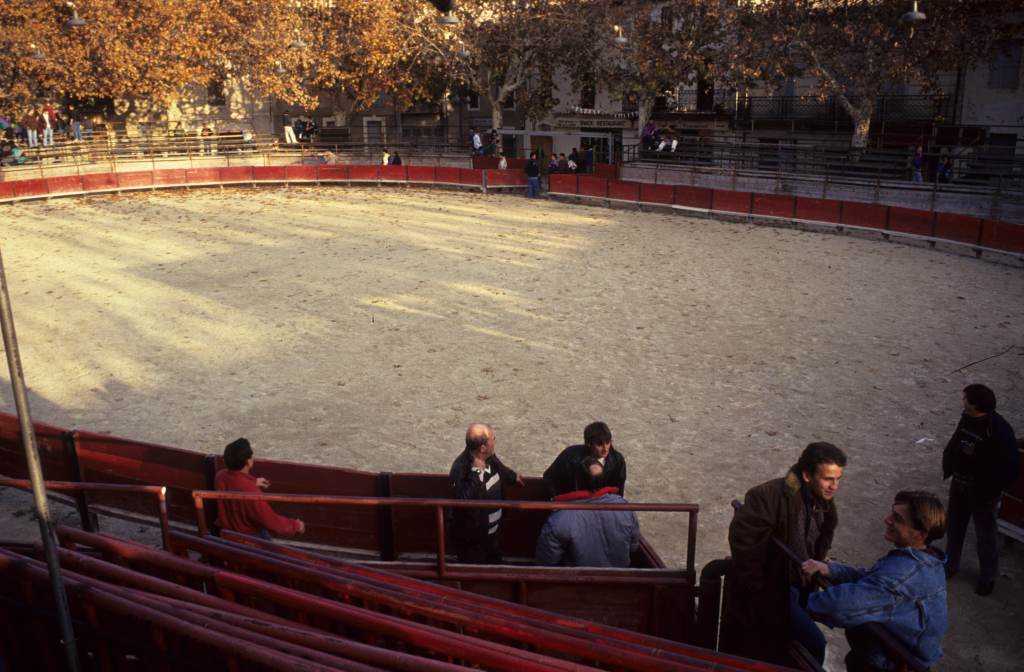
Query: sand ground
2 185 1023 670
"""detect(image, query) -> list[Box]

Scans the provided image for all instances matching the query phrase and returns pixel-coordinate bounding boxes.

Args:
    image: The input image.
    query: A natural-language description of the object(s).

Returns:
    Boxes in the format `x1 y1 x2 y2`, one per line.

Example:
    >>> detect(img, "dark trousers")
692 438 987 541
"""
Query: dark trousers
789 586 826 665
453 532 502 564
945 479 1000 581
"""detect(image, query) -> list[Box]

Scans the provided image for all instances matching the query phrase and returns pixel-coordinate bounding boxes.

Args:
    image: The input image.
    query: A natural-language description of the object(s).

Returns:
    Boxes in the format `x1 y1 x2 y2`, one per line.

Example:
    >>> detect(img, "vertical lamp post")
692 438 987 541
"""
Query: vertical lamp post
0 248 80 671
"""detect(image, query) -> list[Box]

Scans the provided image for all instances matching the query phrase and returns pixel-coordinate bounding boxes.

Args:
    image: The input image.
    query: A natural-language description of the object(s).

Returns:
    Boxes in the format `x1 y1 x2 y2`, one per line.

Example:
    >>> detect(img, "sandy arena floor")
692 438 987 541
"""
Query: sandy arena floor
2 185 1023 670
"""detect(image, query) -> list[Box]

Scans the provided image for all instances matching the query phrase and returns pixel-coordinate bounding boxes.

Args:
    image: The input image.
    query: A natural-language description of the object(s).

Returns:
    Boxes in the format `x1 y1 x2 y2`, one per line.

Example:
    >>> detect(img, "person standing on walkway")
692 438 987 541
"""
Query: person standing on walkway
525 151 540 198
942 384 1019 596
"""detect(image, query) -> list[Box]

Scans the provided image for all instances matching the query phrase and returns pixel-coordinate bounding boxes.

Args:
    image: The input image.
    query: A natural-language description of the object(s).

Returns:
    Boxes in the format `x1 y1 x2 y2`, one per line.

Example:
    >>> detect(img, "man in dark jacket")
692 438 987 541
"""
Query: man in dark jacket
942 384 1019 596
449 423 524 563
723 442 847 665
543 421 626 499
535 457 639 567
524 151 540 198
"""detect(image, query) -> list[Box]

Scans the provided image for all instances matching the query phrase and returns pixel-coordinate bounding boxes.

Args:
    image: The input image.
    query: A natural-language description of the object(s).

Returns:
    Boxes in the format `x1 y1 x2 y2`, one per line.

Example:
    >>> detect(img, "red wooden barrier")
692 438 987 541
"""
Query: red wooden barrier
550 174 579 195
673 186 713 210
711 190 752 214
751 194 796 219
285 165 317 181
317 165 349 181
606 179 638 201
640 183 675 205
459 168 483 186
80 172 118 191
381 165 408 181
152 169 188 186
593 164 620 179
0 414 73 481
13 178 49 198
577 175 608 198
349 164 381 181
186 167 222 184
45 175 84 195
472 156 500 170
434 166 461 184
253 166 287 181
0 181 14 199
933 213 982 245
795 197 842 223
485 170 527 187
406 166 436 182
887 206 934 236
840 201 887 229
980 219 1024 253
220 166 254 182
117 171 155 189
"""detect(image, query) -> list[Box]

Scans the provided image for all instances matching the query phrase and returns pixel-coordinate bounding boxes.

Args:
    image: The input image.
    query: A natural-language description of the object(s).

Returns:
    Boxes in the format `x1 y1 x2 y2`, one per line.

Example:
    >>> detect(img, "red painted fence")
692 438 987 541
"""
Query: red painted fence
1 165 1021 255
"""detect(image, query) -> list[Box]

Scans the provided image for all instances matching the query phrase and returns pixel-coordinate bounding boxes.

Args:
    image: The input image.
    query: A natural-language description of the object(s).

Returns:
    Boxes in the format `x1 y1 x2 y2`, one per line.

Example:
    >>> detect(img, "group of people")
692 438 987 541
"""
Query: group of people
640 120 684 153
212 384 1019 671
380 148 403 166
281 113 318 144
0 104 90 165
470 127 501 156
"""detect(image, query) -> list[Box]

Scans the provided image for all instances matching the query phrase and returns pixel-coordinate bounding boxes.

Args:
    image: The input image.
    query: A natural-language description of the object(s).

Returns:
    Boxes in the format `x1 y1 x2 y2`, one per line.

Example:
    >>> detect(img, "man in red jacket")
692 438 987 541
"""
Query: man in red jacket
215 438 305 539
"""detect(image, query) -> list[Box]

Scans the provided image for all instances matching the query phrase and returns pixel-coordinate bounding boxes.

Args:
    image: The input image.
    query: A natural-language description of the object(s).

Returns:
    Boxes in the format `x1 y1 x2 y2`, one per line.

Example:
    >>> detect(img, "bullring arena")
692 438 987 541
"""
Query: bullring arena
1 182 1022 670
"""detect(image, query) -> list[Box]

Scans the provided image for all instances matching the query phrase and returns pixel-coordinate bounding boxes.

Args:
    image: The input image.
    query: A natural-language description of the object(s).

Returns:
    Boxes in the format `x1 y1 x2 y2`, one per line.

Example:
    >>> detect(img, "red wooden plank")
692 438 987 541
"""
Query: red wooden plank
506 158 527 170
317 165 349 181
711 190 752 214
751 194 796 218
434 166 461 183
795 197 842 223
980 219 1024 253
577 175 608 198
459 168 483 186
0 413 74 481
406 166 435 182
593 164 619 179
381 165 408 181
13 178 49 198
117 171 154 189
46 175 84 195
152 169 188 186
472 156 500 169
348 164 380 181
933 213 982 245
485 170 526 187
888 206 934 236
549 174 578 195
674 186 713 210
840 201 888 229
81 172 118 191
219 166 254 182
186 167 221 184
285 165 317 181
252 166 286 181
639 183 674 205
606 179 638 201
0 181 15 199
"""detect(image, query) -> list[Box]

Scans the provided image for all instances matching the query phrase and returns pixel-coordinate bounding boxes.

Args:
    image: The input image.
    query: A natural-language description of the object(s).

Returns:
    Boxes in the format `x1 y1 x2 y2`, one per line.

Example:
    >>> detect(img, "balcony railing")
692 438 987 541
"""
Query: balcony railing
734 94 951 124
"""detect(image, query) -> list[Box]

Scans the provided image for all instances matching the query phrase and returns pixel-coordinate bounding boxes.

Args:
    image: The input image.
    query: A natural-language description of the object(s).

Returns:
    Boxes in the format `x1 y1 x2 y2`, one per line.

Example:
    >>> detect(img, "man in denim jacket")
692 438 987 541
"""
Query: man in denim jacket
802 491 948 672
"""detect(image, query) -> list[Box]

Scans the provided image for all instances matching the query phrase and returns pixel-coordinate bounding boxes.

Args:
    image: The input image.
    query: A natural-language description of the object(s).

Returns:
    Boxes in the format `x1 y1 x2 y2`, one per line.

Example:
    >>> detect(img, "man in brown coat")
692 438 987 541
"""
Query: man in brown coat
723 442 847 665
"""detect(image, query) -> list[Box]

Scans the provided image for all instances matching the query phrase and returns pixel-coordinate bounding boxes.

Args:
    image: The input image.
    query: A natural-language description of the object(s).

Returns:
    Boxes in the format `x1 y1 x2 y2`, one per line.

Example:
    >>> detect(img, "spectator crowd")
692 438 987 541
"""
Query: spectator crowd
213 384 1019 672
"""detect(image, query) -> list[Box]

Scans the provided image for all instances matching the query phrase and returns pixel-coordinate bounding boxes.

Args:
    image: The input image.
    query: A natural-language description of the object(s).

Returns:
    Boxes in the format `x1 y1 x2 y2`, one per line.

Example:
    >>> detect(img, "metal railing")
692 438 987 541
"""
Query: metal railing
0 478 170 550
625 138 1024 196
191 490 698 577
734 94 952 125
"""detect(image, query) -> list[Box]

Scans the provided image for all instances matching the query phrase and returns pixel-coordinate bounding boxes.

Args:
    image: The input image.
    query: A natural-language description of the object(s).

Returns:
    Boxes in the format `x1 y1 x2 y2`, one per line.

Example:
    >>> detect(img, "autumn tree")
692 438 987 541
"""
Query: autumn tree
724 0 1020 150
404 0 603 130
593 0 728 133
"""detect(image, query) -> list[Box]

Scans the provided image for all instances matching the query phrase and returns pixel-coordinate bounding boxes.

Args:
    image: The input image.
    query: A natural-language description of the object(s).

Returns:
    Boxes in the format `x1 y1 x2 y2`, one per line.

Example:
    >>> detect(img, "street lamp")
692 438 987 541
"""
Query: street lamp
901 1 926 24
289 30 307 50
29 43 45 61
65 2 86 28
613 25 628 46
438 12 458 25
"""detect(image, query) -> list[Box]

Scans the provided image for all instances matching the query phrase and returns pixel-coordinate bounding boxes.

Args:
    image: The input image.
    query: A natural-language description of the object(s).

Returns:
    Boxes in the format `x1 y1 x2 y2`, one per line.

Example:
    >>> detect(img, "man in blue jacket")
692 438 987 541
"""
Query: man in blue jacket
942 384 1019 595
801 490 948 672
535 457 639 567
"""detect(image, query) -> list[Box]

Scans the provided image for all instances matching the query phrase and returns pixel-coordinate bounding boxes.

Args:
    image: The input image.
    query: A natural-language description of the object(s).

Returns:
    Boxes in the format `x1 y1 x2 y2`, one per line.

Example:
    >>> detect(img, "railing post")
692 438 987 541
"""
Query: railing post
375 472 395 561
157 487 170 551
63 431 96 533
686 510 698 575
194 493 209 536
435 504 447 578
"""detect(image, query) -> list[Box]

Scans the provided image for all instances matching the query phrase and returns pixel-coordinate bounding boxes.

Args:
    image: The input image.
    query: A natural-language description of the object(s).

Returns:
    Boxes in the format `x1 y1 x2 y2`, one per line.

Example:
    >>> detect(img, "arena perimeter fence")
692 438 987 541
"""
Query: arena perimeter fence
1 132 1022 262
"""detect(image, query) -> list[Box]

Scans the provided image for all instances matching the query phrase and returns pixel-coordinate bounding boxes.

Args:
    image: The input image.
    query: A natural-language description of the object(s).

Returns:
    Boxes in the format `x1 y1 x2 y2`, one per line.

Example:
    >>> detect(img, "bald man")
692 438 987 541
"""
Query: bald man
448 423 524 563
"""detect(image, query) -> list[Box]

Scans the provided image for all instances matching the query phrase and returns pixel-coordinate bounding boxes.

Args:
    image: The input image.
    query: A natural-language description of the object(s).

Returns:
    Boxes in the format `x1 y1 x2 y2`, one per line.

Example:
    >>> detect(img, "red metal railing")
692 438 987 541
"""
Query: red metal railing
191 490 699 575
0 478 170 549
